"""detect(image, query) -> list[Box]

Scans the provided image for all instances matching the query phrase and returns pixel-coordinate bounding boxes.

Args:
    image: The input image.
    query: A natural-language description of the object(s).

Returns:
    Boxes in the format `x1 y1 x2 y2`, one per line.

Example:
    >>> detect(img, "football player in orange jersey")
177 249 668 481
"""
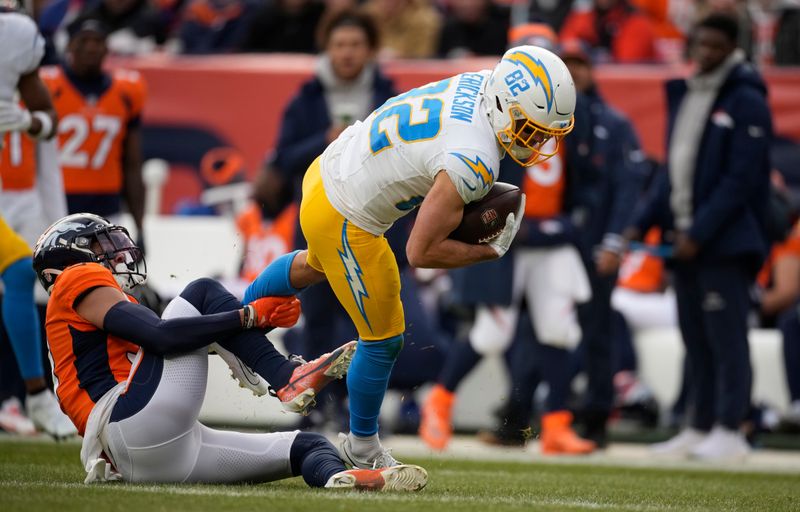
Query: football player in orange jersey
42 16 146 245
32 213 427 490
0 2 76 438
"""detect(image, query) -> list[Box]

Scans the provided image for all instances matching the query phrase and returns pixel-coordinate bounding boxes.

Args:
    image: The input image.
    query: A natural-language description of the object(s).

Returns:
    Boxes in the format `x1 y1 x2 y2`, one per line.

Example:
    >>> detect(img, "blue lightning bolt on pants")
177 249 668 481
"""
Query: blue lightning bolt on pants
298 159 407 435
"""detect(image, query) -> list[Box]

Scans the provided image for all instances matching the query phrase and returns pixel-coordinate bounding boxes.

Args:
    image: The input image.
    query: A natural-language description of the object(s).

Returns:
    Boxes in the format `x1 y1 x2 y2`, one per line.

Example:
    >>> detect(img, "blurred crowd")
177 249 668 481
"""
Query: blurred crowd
2 0 800 464
22 0 800 66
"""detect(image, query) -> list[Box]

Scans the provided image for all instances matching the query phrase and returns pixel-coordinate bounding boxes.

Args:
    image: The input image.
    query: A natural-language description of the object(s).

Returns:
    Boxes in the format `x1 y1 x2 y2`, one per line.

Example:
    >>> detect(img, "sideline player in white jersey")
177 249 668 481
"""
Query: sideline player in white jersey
0 2 75 438
245 45 576 468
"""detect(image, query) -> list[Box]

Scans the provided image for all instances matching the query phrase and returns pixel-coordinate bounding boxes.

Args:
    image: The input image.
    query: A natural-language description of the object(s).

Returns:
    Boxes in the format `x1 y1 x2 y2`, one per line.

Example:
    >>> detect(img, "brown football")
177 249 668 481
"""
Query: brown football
448 182 522 244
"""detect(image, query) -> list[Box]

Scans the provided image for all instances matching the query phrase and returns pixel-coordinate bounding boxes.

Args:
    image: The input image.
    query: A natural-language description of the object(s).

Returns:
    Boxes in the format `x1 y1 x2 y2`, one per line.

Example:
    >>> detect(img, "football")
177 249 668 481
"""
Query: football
448 182 523 244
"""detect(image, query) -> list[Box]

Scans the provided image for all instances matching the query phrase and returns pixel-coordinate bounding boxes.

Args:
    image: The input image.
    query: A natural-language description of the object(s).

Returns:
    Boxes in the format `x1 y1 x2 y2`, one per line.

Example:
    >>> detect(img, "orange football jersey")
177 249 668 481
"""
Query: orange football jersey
41 66 146 195
46 262 141 435
618 228 665 293
757 222 800 288
522 143 566 219
237 202 298 282
0 122 37 191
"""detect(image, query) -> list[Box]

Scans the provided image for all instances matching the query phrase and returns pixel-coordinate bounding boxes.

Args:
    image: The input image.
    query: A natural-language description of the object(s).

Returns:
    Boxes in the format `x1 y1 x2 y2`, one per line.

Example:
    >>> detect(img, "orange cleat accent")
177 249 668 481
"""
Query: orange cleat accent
325 464 428 491
540 410 596 455
419 384 455 451
272 340 357 415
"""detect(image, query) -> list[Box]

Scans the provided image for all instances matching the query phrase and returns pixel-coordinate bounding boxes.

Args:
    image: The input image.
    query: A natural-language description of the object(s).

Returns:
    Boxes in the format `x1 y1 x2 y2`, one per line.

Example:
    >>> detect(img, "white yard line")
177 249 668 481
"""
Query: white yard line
0 480 673 511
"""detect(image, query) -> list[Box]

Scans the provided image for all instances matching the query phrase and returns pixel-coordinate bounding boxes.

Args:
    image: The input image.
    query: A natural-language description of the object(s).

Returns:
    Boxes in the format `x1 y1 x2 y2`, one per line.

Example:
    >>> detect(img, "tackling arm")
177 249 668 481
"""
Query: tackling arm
406 171 498 269
75 286 299 355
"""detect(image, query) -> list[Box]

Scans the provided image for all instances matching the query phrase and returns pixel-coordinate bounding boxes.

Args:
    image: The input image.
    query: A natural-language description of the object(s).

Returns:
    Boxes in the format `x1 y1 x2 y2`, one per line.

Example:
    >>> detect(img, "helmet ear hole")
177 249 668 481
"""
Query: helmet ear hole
495 95 503 113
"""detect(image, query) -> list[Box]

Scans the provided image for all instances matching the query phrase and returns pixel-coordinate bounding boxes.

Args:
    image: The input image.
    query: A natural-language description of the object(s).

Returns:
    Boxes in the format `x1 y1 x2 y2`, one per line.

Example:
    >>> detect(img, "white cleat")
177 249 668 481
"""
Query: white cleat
689 426 750 461
650 428 708 457
26 390 77 440
325 464 428 491
338 432 401 469
0 397 36 436
210 342 269 396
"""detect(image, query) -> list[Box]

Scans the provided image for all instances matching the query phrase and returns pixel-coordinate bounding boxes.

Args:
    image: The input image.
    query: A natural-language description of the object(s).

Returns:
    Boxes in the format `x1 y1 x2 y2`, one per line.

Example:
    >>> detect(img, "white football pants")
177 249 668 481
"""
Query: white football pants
101 295 298 483
611 286 678 331
469 245 591 355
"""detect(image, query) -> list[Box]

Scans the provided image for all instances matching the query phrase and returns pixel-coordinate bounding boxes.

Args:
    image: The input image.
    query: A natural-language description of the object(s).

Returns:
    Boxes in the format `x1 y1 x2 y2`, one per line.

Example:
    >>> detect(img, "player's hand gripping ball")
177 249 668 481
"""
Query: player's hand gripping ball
448 182 524 245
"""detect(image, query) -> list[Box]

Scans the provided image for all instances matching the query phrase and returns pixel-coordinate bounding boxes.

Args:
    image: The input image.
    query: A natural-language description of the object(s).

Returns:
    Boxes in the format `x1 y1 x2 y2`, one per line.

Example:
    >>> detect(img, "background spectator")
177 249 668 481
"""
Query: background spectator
362 0 441 58
774 1 800 65
507 21 557 48
240 0 324 53
693 1 756 60
527 0 576 32
634 14 772 460
630 0 687 62
437 0 509 58
76 0 171 54
269 9 394 197
561 39 648 447
560 0 658 63
178 0 256 54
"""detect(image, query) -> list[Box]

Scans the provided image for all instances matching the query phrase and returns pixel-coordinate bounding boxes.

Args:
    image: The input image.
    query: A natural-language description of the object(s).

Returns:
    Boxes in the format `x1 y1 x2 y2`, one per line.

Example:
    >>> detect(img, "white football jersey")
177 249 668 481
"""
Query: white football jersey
0 12 44 102
320 70 502 235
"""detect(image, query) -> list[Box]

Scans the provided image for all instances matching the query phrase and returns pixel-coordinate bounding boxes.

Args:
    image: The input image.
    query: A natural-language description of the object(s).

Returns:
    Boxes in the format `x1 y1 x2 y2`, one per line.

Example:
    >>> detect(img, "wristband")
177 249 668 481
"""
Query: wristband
242 305 255 329
31 111 53 139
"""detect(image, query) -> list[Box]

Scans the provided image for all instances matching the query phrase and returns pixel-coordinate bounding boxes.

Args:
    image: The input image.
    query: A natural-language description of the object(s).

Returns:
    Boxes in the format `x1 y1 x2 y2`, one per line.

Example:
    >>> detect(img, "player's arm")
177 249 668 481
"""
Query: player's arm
406 171 499 269
761 253 800 316
0 71 57 139
18 70 57 136
75 286 299 355
122 127 146 239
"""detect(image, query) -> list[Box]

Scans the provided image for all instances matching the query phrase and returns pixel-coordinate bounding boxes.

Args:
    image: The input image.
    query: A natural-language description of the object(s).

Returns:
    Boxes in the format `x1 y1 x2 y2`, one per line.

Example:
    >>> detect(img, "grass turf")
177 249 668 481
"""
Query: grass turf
1 440 798 511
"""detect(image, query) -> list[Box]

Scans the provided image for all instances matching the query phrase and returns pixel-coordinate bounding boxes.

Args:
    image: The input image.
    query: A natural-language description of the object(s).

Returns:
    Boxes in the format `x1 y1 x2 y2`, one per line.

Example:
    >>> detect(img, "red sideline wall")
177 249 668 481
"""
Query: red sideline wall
114 55 800 213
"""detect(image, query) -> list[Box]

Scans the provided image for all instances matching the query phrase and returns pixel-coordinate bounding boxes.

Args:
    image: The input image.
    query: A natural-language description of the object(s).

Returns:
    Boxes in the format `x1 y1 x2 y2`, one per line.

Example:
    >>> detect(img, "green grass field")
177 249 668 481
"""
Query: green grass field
1 440 799 512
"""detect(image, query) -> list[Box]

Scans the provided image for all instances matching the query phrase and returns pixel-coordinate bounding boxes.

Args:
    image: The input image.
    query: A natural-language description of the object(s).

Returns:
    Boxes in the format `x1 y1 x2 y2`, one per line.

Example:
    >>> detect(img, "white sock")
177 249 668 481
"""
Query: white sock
348 432 381 457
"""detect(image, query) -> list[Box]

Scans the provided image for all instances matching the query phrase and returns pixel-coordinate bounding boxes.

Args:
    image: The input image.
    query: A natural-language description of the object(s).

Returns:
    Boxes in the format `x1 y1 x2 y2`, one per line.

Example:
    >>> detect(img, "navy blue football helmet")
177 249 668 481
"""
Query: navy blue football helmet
33 213 146 293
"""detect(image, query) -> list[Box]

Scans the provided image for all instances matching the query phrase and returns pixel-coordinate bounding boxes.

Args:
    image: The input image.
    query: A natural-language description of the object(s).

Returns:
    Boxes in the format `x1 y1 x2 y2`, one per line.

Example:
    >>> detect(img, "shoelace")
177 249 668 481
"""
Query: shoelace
288 354 308 365
371 448 398 469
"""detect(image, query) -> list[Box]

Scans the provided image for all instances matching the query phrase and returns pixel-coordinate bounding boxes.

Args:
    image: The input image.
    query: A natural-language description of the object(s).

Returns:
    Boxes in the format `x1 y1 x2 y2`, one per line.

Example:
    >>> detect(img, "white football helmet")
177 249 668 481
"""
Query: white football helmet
485 45 576 167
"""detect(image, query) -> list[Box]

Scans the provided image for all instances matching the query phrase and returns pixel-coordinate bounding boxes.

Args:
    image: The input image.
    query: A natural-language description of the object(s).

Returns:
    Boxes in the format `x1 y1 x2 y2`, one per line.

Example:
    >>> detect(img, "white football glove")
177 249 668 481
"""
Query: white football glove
0 100 32 133
488 193 526 258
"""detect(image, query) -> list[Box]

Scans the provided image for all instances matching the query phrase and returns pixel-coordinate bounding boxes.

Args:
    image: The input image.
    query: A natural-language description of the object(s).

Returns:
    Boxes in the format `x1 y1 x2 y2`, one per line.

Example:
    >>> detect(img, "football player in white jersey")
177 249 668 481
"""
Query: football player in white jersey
0 2 74 438
245 45 576 468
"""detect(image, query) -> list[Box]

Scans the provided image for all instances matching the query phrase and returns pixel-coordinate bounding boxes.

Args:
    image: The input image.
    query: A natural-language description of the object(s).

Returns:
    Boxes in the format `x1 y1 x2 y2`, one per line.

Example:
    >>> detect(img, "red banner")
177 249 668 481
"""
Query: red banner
114 55 800 213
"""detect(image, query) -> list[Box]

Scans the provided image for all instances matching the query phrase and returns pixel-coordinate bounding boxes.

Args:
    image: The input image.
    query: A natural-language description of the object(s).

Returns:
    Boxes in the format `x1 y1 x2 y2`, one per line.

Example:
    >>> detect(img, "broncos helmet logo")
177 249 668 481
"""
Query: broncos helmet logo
502 50 555 113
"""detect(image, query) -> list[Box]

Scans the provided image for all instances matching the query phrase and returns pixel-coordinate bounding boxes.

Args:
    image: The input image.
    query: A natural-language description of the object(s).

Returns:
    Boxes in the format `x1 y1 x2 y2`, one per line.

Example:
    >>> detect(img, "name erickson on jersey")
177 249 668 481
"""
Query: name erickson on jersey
450 72 485 123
